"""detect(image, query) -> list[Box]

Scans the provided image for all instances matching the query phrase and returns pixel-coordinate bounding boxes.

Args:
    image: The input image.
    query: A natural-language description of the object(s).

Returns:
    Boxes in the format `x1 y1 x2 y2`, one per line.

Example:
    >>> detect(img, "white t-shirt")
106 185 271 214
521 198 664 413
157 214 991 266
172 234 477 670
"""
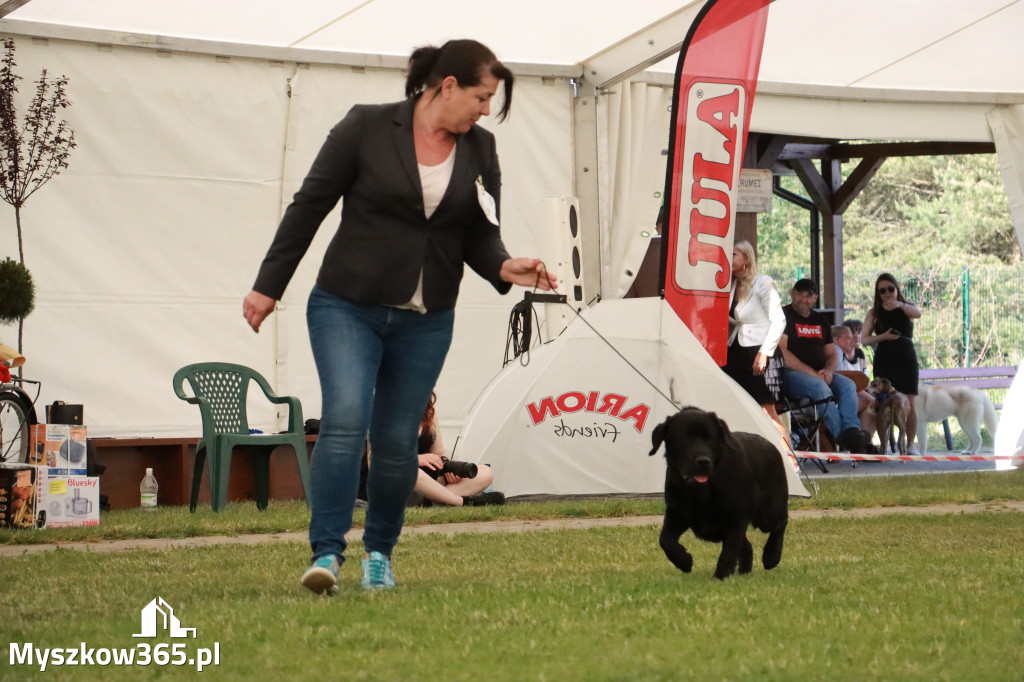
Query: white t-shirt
836 349 867 373
420 146 456 219
394 146 456 313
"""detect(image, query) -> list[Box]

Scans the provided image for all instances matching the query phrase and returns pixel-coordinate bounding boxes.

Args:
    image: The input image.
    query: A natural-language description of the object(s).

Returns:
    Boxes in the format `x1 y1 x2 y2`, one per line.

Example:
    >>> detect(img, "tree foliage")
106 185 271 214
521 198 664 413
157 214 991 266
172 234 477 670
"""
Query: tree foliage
0 36 76 265
759 153 1020 278
842 154 1019 268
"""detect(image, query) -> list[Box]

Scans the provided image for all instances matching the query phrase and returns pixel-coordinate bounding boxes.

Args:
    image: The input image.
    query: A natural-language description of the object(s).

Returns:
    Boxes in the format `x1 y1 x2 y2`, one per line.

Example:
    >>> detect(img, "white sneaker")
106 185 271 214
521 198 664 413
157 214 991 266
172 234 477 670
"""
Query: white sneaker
907 444 922 456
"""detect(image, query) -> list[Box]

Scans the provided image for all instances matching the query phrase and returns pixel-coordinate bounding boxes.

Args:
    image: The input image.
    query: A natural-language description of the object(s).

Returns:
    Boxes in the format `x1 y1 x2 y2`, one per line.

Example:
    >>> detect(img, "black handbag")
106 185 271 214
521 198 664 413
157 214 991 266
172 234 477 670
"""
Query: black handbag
46 401 83 425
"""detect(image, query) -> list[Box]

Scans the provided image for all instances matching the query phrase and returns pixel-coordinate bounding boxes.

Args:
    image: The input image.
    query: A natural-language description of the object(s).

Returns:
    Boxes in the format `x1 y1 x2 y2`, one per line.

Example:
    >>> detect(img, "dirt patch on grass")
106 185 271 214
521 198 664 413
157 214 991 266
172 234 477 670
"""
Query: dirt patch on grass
3 501 1023 558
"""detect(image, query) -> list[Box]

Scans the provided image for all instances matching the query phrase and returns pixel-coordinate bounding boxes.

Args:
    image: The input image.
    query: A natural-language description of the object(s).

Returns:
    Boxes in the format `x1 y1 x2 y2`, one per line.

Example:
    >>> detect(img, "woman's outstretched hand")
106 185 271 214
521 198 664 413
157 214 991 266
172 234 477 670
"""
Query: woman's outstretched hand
242 290 277 333
500 257 558 290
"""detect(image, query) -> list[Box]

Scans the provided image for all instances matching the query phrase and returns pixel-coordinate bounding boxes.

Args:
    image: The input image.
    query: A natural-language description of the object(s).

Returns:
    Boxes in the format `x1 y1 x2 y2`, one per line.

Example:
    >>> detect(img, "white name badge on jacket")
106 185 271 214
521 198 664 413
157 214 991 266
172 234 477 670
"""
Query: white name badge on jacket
476 176 499 226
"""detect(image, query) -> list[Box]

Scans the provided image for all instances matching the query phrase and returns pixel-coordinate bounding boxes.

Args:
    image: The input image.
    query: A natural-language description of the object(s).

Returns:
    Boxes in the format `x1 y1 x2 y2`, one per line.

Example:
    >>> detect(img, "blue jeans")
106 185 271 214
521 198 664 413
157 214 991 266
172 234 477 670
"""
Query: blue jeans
782 368 859 441
306 286 454 564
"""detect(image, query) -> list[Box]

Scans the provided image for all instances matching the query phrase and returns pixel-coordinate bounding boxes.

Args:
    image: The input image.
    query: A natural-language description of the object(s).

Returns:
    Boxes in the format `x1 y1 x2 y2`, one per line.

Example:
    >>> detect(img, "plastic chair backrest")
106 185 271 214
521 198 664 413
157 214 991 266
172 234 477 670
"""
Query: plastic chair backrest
174 363 264 436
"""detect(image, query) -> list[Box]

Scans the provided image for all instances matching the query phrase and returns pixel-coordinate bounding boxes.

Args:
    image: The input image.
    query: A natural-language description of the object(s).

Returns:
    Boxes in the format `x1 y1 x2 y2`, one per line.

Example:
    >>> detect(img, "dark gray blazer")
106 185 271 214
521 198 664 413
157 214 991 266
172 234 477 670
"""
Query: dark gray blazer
253 98 512 310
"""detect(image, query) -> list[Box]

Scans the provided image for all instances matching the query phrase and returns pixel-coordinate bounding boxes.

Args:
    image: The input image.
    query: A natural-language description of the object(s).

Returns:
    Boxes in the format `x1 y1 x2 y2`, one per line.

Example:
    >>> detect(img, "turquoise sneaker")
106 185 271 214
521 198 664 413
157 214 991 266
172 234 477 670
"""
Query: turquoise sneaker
301 555 339 595
361 551 395 590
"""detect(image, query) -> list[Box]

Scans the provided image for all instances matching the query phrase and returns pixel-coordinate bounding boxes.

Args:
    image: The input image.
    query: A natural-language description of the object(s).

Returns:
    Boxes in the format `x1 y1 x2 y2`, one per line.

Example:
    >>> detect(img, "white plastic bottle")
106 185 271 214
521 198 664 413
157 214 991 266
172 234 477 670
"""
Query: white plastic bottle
140 468 158 510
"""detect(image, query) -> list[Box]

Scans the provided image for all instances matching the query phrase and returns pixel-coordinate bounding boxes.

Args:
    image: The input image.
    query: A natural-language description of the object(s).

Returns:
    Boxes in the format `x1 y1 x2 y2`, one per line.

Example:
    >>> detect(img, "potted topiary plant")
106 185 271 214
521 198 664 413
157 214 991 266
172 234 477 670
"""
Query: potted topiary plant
0 257 34 325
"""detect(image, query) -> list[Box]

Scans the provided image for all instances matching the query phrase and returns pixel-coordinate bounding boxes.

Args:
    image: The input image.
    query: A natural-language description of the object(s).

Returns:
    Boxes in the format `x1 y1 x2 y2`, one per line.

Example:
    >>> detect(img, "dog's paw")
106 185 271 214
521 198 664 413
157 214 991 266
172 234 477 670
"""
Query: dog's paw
713 555 737 580
763 550 783 571
671 553 693 573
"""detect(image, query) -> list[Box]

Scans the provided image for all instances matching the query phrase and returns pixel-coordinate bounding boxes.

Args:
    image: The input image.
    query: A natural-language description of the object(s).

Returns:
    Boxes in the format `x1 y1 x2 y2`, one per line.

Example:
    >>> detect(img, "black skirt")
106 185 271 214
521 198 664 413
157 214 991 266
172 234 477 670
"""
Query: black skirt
873 337 919 395
724 342 775 405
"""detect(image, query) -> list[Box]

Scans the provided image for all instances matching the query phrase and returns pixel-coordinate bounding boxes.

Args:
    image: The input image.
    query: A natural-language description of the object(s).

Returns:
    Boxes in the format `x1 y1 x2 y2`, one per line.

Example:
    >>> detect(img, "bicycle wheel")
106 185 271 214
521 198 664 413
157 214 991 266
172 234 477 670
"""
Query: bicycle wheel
0 392 30 464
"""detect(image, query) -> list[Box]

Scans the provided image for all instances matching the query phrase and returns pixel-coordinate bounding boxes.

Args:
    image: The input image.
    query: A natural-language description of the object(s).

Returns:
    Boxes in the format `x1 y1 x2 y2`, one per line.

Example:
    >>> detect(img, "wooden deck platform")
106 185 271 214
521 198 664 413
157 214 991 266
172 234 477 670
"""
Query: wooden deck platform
90 436 313 510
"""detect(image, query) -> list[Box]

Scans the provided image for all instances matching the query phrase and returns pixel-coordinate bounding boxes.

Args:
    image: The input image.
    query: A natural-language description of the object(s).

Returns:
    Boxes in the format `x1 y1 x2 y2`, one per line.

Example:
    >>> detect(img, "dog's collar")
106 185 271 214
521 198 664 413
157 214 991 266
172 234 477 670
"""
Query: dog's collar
876 393 891 402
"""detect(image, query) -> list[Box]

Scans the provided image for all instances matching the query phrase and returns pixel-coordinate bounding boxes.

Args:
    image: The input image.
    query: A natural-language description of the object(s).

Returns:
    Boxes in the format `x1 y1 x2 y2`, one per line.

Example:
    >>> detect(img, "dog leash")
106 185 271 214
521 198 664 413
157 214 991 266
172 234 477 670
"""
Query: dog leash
517 263 684 410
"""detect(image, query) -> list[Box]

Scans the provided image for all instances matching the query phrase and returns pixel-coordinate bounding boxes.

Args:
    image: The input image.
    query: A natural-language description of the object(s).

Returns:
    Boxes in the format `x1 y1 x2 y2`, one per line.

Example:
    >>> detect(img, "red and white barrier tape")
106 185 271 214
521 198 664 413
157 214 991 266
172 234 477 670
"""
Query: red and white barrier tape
795 451 1014 462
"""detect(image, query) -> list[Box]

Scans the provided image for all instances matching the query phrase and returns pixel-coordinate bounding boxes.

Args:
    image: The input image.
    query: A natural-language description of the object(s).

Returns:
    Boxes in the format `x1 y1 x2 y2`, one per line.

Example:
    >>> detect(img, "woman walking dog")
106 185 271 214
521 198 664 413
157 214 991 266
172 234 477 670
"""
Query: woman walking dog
243 39 556 593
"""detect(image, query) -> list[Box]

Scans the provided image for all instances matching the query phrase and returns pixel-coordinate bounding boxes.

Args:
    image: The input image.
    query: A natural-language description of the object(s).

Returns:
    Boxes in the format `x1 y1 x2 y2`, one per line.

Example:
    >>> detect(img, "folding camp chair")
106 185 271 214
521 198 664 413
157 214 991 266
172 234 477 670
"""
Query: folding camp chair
766 362 835 473
781 396 837 473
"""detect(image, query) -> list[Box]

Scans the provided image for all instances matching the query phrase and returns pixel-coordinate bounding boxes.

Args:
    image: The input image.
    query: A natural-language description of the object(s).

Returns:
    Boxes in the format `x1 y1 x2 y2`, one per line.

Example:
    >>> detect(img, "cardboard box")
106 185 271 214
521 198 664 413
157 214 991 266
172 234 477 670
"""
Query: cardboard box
38 474 100 528
29 424 88 476
0 464 43 529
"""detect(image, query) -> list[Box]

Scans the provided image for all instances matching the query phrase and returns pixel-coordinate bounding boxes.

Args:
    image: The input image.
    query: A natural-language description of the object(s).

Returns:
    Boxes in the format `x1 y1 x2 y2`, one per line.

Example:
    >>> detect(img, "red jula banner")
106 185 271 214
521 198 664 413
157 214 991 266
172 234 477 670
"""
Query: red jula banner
661 0 770 366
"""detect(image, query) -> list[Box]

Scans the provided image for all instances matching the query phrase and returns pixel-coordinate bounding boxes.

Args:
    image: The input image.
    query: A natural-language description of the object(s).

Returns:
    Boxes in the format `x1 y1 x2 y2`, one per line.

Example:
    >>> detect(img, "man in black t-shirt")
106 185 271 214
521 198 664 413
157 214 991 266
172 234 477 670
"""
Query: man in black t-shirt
779 279 868 452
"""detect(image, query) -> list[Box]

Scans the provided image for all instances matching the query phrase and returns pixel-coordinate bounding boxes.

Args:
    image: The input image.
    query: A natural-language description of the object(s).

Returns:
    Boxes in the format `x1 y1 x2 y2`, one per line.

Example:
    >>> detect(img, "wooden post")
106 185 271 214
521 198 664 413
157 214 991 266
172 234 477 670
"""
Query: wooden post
735 212 758 253
737 133 760 256
821 159 844 317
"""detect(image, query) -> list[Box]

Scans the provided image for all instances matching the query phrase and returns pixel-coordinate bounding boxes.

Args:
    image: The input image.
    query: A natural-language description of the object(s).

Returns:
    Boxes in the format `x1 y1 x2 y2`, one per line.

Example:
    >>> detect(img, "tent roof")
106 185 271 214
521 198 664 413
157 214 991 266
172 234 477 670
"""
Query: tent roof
5 0 1023 100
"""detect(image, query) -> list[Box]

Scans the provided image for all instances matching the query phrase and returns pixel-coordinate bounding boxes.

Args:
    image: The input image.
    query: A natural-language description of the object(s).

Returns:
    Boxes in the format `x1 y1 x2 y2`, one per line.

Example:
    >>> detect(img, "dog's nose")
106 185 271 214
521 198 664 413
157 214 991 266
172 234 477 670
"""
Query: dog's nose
696 456 711 468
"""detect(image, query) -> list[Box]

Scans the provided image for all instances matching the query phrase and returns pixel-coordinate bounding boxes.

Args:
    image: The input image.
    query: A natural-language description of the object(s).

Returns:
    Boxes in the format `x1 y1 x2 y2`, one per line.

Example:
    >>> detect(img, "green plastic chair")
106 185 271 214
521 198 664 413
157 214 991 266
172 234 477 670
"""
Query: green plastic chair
172 362 311 512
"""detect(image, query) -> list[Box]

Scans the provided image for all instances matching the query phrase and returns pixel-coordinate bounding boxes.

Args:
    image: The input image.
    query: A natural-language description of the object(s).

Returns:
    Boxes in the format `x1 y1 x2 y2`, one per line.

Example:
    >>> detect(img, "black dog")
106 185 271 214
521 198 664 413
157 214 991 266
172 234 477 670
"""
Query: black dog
649 406 789 580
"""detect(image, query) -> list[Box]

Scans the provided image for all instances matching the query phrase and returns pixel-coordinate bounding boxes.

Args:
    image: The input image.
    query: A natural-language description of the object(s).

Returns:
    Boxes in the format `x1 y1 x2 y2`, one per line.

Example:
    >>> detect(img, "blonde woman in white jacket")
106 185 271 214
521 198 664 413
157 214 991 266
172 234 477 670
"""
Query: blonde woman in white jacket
724 240 788 436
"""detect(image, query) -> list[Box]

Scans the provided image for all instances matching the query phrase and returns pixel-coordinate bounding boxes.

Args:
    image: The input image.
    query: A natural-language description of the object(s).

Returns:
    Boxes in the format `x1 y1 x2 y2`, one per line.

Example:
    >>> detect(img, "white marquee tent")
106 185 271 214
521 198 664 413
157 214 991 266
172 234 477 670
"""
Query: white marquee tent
1 1 1022 456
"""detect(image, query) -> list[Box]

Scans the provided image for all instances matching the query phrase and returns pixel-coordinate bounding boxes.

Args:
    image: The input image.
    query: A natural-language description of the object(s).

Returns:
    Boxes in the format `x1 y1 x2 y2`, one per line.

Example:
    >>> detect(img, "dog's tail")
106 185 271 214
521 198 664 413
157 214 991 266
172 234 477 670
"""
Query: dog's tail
982 392 999 440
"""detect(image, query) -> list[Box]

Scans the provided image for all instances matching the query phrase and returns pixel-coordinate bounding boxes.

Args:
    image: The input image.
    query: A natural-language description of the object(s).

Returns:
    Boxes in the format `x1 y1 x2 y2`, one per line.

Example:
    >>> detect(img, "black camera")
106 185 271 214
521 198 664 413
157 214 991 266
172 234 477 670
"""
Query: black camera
440 458 477 479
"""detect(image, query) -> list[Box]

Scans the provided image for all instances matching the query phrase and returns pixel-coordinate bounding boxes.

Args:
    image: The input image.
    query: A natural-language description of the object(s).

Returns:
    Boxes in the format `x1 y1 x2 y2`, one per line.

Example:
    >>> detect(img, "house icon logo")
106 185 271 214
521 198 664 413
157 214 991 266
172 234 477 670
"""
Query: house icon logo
133 597 197 638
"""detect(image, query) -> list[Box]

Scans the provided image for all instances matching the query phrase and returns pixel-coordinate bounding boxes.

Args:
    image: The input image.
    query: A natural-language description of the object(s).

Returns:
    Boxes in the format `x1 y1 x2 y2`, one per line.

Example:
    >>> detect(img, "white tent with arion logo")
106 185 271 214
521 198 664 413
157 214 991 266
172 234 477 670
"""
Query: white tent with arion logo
455 297 809 498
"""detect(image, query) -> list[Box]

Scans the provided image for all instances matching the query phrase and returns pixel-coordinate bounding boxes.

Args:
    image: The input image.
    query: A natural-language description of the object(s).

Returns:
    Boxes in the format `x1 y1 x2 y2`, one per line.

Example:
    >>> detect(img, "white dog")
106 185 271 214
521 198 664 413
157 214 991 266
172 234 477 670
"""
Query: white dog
917 384 999 454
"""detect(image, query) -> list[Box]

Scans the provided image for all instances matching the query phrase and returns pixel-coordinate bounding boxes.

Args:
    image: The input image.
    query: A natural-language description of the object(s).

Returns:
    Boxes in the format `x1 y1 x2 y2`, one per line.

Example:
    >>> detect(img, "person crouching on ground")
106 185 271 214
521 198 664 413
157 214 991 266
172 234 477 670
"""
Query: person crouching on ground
414 392 504 507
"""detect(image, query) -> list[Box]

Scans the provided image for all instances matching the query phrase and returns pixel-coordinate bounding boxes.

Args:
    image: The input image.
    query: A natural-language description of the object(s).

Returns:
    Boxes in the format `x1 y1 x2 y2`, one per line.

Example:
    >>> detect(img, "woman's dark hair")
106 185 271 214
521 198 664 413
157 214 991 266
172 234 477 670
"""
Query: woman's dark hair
871 273 907 332
405 39 514 122
420 392 437 435
843 318 863 334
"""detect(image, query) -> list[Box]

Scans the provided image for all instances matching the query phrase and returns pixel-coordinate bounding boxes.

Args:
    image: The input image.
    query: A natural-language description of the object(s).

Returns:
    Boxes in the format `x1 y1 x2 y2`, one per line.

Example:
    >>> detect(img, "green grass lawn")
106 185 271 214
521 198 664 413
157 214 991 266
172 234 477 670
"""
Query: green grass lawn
1 470 1023 680
2 512 1022 681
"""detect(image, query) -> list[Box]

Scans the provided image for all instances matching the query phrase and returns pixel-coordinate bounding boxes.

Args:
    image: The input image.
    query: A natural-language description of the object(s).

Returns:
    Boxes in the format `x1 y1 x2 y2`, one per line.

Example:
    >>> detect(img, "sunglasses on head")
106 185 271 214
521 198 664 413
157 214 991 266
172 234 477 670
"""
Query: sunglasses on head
877 286 896 294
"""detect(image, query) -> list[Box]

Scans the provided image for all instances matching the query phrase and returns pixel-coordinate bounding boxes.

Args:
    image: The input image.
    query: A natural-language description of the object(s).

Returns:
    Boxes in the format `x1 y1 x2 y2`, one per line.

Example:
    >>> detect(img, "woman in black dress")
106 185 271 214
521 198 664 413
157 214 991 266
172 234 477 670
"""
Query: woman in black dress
861 273 922 454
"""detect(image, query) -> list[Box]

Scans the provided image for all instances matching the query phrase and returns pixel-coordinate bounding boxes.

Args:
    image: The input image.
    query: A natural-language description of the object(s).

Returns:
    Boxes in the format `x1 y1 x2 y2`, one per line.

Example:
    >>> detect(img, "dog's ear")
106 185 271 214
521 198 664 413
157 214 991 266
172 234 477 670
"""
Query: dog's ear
649 420 667 456
716 415 741 451
715 415 732 441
